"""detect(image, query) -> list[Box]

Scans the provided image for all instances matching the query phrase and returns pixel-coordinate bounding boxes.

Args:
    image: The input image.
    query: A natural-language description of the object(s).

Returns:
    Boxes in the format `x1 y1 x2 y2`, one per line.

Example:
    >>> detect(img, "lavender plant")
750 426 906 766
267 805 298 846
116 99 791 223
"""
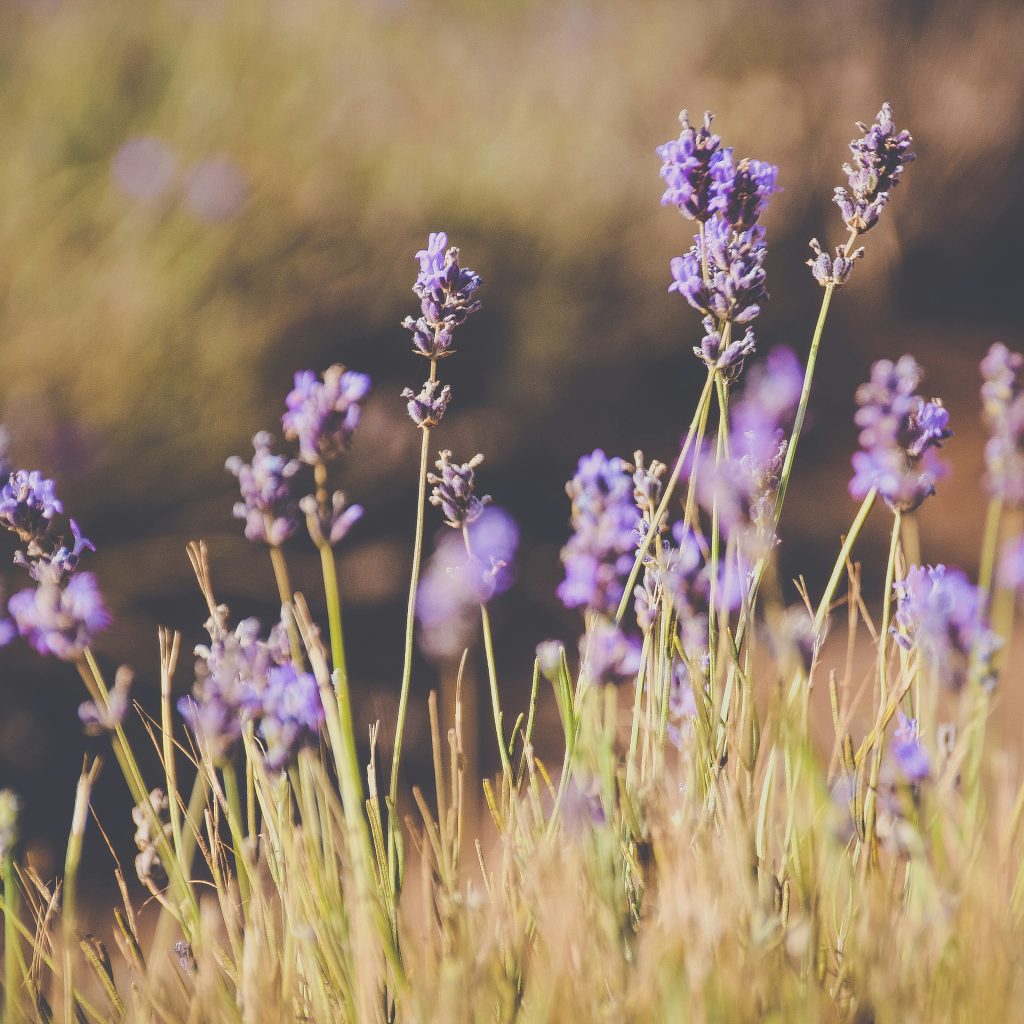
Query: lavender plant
5 101 1024 1024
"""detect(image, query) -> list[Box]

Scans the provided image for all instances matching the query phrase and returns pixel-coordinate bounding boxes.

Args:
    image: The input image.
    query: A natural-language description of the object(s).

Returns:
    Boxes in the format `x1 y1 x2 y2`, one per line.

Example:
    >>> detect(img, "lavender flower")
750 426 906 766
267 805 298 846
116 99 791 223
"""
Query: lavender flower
15 518 96 585
849 356 951 513
708 151 779 231
428 451 491 529
258 664 325 770
8 574 110 661
669 220 768 329
656 110 723 221
401 232 482 359
0 470 64 542
806 238 864 288
999 535 1024 590
666 660 699 750
980 342 1024 505
226 432 301 546
179 617 277 762
833 103 914 234
579 620 641 686
891 712 930 783
79 666 133 736
403 379 452 429
282 365 370 465
558 450 639 617
300 491 363 548
893 564 999 689
417 507 519 660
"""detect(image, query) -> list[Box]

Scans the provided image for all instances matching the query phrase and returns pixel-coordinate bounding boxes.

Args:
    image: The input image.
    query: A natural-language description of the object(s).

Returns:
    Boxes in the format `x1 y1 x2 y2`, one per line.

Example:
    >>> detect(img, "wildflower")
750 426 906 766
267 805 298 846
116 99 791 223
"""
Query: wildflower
656 110 723 221
999 535 1024 590
79 666 133 736
833 103 914 234
258 664 325 770
300 491 363 548
282 365 370 465
428 451 491 529
558 450 639 617
402 231 482 359
662 524 711 657
417 507 519 660
0 790 19 860
132 789 173 889
15 518 96 585
403 379 452 429
226 431 301 546
179 617 278 762
0 470 64 543
849 356 951 512
631 452 667 518
666 659 699 749
893 564 999 689
8 574 110 660
708 151 779 231
579 620 641 685
806 238 864 287
891 712 930 782
669 220 768 328
980 342 1024 505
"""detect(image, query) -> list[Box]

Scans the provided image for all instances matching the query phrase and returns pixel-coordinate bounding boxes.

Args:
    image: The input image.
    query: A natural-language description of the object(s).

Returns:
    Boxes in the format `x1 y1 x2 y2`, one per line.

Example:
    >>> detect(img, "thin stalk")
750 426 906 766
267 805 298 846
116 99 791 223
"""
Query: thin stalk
978 496 1004 599
389 354 439 868
3 852 23 1024
813 489 878 633
708 376 730 694
615 368 716 624
221 764 251 906
463 526 514 781
268 543 305 667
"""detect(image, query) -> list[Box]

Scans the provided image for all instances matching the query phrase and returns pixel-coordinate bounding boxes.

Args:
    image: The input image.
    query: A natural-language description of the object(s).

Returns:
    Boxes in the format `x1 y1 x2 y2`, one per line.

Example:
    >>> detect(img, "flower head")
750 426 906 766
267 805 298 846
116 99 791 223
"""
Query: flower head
656 110 723 221
8 573 110 661
833 103 914 234
0 470 63 543
14 518 95 585
891 712 930 782
708 151 779 231
282 365 370 465
893 564 999 690
428 451 491 529
402 232 482 359
259 664 325 770
558 450 640 617
132 789 173 888
980 342 1024 506
403 379 452 429
300 491 362 548
849 356 951 512
226 431 301 546
580 621 641 686
79 666 133 736
807 238 864 288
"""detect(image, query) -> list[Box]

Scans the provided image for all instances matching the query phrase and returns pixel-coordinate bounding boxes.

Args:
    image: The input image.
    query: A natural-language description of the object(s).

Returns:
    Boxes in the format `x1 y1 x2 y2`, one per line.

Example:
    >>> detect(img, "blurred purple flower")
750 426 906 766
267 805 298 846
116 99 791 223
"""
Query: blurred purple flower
999 535 1024 589
282 365 370 465
980 342 1024 506
580 620 641 685
0 470 63 543
15 518 95 585
416 506 518 660
558 450 639 617
226 431 301 546
707 151 779 231
300 490 362 548
112 136 178 202
79 666 133 736
850 356 951 512
8 573 109 661
403 379 452 429
893 564 999 689
259 664 325 770
891 712 930 782
185 156 248 223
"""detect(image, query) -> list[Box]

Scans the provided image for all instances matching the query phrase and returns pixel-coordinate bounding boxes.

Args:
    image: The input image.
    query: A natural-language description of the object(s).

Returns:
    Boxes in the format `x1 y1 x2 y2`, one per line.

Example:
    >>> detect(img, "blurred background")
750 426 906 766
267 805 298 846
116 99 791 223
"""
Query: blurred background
1 0 1023 882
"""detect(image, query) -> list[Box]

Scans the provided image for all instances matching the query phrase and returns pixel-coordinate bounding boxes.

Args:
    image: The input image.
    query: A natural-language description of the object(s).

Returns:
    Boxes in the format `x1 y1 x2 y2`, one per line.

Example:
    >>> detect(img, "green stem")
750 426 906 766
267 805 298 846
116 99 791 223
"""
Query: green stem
615 368 716 624
221 764 251 906
978 496 1004 599
269 543 305 667
3 853 23 1024
813 488 878 633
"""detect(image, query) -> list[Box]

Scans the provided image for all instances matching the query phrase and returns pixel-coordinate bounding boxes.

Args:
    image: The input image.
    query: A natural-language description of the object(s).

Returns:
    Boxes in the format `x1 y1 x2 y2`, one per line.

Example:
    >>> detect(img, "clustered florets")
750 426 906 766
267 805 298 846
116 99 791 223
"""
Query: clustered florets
558 450 639 618
179 614 324 769
428 451 491 529
659 111 779 376
226 431 301 546
282 365 370 466
403 379 452 429
980 342 1024 506
849 355 952 512
893 564 999 690
834 103 915 235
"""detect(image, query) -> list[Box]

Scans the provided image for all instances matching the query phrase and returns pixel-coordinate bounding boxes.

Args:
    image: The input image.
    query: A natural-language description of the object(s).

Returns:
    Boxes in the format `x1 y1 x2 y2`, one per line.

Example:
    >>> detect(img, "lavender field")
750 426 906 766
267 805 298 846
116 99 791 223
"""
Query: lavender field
2 1 1024 1021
